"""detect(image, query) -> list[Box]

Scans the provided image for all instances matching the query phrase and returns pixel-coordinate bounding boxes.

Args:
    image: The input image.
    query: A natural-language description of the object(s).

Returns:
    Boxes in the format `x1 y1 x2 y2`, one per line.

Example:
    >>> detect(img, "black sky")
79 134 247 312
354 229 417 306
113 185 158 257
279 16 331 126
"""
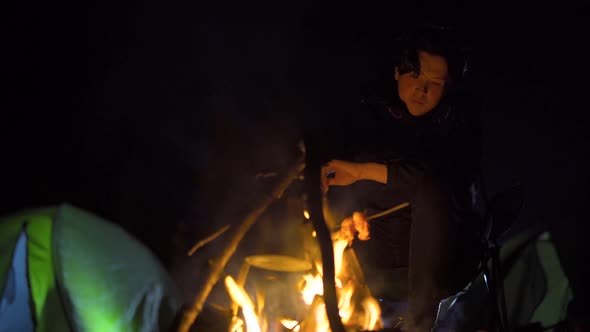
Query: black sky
2 0 590 271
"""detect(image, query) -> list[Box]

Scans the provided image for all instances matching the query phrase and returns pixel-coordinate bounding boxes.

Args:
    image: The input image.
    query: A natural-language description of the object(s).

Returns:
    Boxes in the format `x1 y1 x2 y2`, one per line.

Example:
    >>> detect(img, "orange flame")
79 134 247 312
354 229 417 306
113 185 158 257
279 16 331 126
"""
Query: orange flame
296 235 383 331
224 220 382 332
338 281 355 324
313 303 331 332
301 273 323 305
333 239 348 277
361 297 382 331
224 276 261 332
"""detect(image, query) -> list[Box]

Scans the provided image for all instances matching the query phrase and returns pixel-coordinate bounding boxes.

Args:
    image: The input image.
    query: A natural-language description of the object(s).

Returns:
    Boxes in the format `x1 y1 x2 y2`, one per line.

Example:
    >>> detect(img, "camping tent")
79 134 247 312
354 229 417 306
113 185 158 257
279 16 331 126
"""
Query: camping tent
433 226 574 331
0 203 181 332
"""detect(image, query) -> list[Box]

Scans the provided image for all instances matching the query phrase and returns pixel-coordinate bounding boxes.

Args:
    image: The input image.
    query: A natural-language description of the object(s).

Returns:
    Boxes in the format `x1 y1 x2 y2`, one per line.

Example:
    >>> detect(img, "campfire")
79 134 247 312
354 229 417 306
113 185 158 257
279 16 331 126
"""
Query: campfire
223 218 383 332
177 149 388 332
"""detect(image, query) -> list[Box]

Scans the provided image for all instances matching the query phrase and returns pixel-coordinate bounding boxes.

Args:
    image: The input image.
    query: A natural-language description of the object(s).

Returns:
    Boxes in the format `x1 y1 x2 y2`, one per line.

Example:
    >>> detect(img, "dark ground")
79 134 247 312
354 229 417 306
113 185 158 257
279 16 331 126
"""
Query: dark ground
2 0 590 299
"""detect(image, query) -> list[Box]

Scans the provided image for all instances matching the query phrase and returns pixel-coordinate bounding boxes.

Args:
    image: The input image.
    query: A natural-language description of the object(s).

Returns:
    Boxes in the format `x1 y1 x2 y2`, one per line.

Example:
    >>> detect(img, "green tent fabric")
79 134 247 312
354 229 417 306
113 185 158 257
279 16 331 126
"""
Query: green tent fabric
0 204 181 332
433 226 573 331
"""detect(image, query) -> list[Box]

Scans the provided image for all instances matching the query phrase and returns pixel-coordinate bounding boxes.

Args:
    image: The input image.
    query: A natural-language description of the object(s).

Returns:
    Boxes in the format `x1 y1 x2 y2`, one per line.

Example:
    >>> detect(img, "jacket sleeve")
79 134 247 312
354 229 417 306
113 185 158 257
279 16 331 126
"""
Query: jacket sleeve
383 155 428 203
383 101 482 204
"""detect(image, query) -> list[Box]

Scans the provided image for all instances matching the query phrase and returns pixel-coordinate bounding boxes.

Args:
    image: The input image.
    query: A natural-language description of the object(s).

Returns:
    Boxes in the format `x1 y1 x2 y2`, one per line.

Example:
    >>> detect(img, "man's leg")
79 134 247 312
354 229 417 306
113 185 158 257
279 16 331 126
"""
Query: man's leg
407 175 457 331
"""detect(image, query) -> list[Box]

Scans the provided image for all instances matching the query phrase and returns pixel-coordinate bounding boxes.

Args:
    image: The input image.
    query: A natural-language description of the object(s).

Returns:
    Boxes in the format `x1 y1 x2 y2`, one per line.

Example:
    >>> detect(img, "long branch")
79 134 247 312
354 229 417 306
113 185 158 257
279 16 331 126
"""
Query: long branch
176 156 306 332
187 224 231 256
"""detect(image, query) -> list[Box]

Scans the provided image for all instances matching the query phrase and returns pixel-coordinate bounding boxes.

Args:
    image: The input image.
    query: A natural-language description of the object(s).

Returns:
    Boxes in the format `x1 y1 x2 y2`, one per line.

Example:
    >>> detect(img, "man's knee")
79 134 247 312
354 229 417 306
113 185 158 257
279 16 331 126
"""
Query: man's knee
413 172 452 214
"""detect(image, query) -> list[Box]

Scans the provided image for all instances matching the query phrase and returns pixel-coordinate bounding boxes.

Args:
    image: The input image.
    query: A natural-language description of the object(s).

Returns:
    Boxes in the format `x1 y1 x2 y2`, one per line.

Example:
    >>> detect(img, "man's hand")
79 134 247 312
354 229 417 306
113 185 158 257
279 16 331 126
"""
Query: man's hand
321 160 363 193
321 160 388 193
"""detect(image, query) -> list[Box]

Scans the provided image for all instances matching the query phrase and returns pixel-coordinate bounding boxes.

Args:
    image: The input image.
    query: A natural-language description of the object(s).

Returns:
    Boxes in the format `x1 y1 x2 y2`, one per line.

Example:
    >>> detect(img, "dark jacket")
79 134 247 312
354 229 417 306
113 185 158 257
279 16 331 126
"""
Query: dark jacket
353 94 481 200
326 94 482 301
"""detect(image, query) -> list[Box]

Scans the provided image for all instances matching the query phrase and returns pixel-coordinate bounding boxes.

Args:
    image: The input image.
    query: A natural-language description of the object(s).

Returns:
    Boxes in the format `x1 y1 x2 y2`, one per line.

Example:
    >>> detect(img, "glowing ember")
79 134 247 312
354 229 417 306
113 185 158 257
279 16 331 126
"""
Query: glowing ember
225 276 261 332
229 316 245 332
280 319 300 331
311 231 317 238
303 210 311 220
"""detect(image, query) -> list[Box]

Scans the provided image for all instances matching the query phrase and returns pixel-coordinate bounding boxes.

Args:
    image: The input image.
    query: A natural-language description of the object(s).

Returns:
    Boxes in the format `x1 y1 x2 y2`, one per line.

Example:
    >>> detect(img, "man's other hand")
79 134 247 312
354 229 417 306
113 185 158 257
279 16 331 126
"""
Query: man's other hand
321 160 362 193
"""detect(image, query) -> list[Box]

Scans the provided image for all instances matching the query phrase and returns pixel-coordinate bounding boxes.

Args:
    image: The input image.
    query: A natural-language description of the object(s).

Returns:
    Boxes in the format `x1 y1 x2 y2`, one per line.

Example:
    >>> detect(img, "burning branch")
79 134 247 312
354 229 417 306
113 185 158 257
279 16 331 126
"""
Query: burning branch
224 276 261 332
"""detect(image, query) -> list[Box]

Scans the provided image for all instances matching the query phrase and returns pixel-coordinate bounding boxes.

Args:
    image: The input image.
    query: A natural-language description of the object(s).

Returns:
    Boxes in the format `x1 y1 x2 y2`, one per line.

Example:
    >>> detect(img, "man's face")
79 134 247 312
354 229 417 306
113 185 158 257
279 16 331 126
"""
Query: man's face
396 50 449 116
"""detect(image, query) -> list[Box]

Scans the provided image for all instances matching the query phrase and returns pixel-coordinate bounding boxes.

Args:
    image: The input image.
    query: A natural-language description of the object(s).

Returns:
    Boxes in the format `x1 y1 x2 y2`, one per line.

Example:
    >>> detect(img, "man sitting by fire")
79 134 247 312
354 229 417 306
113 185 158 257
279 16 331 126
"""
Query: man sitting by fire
321 26 482 331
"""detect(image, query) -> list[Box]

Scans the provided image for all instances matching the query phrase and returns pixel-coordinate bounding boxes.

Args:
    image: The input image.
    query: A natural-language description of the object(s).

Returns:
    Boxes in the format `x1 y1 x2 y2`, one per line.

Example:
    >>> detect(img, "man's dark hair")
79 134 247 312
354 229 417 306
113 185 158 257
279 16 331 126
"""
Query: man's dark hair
361 24 471 110
395 25 467 87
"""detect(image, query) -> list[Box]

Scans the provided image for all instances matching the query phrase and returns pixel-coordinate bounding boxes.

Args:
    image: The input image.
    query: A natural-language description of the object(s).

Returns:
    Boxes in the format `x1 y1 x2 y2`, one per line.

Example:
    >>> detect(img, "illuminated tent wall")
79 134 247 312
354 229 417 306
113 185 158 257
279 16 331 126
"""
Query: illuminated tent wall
0 204 181 332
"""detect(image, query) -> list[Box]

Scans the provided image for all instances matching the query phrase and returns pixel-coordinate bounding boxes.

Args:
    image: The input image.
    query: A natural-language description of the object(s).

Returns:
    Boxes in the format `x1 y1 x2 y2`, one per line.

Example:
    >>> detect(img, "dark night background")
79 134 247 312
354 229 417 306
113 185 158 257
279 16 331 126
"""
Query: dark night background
2 0 590 299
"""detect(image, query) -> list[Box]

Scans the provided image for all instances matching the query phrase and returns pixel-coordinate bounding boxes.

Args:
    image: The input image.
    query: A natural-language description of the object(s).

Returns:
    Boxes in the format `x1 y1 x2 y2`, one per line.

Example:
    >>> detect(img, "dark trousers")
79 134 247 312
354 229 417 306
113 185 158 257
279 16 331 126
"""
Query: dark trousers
407 174 458 331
